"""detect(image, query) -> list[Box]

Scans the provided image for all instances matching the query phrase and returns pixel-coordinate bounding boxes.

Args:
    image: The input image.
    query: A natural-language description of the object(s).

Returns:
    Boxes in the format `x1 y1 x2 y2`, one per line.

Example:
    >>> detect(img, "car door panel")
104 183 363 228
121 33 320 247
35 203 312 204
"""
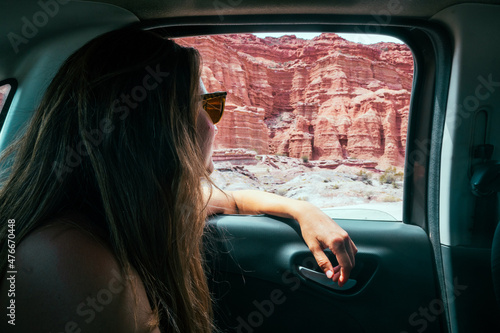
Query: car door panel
206 215 442 333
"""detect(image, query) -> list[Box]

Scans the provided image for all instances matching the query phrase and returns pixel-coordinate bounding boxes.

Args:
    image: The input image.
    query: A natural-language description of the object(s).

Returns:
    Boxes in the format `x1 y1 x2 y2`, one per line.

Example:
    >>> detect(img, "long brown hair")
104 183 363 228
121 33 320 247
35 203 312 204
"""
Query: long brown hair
0 29 214 332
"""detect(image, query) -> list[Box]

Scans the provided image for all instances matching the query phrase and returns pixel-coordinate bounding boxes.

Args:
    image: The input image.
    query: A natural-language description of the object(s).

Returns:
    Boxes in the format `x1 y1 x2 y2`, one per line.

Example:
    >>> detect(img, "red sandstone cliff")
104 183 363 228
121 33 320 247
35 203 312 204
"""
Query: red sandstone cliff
177 33 413 168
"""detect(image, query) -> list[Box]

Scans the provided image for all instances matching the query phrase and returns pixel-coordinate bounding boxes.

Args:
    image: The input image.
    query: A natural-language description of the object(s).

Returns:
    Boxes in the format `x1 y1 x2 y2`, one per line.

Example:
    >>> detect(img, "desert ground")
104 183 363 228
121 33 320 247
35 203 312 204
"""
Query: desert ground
211 155 404 221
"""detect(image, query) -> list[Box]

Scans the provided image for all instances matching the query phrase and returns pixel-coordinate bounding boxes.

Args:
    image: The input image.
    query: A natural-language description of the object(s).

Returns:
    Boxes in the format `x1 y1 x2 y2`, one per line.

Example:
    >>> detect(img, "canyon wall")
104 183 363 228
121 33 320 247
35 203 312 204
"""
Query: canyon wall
177 33 413 168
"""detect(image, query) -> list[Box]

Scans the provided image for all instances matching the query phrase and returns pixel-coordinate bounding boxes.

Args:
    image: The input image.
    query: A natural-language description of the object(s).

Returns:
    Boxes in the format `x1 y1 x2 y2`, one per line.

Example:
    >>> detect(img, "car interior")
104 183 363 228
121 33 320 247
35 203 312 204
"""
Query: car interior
1 0 500 332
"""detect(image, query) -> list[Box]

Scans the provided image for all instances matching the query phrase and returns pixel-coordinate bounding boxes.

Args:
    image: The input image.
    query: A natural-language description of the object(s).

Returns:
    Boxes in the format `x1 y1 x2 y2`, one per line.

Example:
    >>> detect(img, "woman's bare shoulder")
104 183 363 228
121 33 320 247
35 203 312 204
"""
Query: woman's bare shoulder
1 213 158 332
18 212 111 263
15 213 118 290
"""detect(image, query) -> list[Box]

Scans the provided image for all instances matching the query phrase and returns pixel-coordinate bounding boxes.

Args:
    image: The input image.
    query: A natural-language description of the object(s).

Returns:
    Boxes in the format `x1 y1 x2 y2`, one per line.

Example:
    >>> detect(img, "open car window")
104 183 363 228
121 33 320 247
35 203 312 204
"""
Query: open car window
0 83 13 132
177 33 413 222
0 84 12 115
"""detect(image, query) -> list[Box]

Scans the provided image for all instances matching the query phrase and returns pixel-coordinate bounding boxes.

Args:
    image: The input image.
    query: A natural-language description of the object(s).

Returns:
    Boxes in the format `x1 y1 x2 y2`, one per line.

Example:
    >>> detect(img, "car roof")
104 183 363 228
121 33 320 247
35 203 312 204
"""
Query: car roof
82 0 500 20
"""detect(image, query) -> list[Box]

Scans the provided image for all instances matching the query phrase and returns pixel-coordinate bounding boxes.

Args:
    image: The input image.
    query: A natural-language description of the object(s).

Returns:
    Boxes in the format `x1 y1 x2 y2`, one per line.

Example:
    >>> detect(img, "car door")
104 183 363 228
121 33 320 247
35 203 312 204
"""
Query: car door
206 214 441 332
170 21 452 333
195 7 500 330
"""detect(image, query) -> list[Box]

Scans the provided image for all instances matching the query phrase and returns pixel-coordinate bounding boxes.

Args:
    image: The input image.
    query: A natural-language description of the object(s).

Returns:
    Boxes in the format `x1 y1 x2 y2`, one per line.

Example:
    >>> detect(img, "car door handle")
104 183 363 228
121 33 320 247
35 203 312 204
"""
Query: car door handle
298 266 357 291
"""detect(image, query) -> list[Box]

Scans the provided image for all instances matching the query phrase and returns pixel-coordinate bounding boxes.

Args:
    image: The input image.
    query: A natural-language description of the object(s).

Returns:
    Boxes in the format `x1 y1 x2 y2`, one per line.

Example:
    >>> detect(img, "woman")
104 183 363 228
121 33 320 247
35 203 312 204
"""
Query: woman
0 29 356 332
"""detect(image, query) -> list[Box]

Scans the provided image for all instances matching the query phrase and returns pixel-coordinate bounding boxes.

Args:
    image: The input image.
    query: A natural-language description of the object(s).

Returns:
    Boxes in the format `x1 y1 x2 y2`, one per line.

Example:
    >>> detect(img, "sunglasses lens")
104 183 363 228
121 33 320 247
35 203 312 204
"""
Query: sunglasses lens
203 94 226 124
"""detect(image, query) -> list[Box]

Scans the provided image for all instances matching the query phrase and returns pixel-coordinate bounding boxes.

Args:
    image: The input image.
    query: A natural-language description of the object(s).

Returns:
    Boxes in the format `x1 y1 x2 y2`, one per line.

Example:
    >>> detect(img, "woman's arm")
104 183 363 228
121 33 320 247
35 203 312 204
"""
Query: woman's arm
203 186 357 287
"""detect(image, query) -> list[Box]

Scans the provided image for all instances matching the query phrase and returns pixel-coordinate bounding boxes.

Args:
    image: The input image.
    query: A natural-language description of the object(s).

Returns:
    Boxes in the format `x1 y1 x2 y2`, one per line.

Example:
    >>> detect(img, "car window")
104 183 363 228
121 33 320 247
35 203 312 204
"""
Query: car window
0 82 13 132
177 33 413 222
0 83 12 115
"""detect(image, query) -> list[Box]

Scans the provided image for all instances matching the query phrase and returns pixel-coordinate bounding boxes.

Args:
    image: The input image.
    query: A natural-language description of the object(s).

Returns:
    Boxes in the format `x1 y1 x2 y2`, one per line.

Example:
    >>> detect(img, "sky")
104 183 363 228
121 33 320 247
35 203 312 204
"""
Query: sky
253 32 404 45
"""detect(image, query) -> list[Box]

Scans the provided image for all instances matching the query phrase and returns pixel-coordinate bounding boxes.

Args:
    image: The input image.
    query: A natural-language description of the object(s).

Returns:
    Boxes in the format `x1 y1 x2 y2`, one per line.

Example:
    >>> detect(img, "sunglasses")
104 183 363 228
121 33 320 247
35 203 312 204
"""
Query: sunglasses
201 91 227 125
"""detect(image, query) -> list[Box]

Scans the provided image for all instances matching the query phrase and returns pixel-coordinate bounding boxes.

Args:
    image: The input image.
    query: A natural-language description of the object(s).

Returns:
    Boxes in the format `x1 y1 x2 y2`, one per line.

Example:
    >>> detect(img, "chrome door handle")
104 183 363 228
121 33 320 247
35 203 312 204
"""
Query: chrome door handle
298 266 357 291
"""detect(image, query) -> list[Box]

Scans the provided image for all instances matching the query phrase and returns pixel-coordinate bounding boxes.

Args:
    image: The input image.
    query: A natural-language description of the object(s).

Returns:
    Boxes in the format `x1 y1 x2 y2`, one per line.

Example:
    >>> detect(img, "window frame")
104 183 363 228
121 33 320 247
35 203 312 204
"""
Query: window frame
154 21 453 328
151 18 451 231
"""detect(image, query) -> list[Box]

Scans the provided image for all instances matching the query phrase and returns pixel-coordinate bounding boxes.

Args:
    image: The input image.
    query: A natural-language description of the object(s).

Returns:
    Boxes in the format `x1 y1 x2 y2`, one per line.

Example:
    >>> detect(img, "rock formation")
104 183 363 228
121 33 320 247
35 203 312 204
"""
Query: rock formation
177 33 413 168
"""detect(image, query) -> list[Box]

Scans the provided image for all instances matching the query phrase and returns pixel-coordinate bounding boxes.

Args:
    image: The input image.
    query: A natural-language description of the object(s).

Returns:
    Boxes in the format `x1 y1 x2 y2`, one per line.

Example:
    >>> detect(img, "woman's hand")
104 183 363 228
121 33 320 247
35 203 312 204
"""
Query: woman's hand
293 201 358 287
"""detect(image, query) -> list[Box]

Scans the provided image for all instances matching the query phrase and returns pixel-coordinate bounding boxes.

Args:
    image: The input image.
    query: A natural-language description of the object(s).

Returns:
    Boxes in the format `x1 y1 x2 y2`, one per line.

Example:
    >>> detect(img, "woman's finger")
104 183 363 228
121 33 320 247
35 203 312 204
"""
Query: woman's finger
329 239 354 286
308 243 335 278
